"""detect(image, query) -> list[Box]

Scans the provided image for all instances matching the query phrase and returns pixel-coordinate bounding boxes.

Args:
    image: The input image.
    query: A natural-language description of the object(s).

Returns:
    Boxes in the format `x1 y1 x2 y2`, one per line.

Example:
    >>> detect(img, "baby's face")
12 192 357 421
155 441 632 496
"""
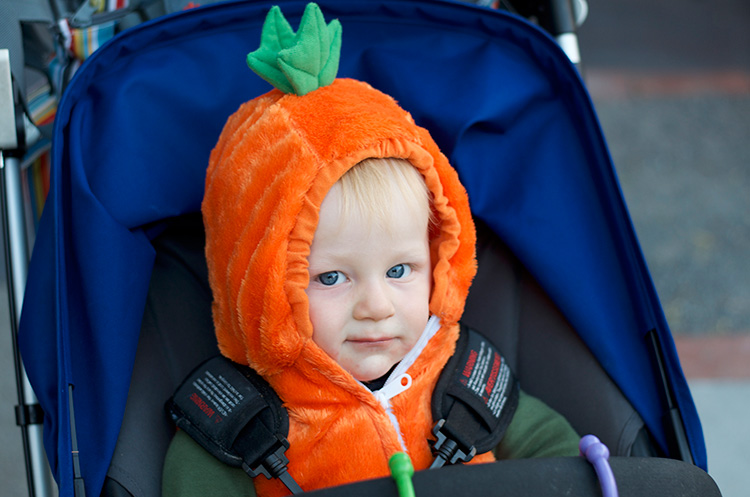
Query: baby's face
305 183 432 382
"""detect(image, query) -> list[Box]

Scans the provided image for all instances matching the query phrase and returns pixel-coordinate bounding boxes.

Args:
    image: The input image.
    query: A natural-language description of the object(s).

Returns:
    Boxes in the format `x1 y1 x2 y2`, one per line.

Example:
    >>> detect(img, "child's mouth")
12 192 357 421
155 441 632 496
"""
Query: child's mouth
348 337 394 346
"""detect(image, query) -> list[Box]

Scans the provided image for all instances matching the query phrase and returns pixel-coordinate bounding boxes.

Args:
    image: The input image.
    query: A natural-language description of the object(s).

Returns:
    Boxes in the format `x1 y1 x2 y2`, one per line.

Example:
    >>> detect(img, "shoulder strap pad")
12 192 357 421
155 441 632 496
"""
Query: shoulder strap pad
166 356 302 493
431 323 520 465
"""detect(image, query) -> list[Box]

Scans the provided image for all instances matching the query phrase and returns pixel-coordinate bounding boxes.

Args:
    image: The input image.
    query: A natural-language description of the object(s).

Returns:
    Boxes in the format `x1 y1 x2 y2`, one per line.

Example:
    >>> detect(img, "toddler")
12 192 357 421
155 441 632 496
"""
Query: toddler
163 4 578 496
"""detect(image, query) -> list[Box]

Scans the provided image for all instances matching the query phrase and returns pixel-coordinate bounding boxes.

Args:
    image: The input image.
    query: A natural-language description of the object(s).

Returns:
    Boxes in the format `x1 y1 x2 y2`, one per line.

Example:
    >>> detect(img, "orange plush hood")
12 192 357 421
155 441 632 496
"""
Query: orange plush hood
202 77 484 494
203 78 477 375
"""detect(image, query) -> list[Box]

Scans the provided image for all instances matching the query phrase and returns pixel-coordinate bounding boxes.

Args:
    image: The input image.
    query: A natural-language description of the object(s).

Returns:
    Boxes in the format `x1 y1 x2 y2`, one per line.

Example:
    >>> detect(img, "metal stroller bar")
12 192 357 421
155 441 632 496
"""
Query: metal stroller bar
504 0 585 66
0 49 55 497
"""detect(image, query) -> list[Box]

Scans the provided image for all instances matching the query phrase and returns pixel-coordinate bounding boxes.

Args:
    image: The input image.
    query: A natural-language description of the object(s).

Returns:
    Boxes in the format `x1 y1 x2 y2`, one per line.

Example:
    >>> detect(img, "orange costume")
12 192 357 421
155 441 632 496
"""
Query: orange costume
199 4 490 495
202 75 493 496
201 30 496 497
165 6 580 497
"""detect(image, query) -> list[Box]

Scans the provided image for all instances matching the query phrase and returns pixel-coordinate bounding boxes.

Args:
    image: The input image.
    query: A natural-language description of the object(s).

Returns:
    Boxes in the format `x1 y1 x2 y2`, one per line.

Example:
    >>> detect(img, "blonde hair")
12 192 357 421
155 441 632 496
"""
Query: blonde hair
336 158 436 233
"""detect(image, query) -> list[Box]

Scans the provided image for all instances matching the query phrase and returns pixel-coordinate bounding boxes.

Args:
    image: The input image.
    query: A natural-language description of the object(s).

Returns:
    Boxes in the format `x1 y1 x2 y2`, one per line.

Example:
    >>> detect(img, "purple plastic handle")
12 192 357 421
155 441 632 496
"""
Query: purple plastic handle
580 435 619 497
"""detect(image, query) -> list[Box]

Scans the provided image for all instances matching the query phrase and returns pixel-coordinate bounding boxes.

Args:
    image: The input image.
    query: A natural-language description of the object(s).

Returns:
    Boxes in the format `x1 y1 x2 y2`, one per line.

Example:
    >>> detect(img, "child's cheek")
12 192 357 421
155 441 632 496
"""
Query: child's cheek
307 289 348 359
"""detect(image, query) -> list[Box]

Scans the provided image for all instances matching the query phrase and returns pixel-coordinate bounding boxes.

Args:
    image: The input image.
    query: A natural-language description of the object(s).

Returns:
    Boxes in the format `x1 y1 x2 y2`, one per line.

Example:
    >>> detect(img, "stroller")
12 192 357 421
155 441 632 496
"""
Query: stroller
3 0 719 496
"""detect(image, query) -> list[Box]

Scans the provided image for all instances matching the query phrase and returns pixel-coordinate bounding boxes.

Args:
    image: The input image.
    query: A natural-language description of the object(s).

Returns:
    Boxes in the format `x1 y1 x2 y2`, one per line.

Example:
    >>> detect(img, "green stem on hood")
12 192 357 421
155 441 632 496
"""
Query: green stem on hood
246 3 342 96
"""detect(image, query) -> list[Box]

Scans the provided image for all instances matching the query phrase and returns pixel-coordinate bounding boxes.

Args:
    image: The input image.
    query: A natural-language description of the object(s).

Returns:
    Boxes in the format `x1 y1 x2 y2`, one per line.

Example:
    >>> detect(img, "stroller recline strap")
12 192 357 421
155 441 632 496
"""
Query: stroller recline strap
166 356 302 494
430 324 520 467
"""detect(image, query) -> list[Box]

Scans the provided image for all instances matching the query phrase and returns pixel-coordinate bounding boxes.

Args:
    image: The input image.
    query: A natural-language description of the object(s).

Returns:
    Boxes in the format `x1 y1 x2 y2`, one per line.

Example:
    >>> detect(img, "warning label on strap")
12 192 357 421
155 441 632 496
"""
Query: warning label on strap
458 333 513 419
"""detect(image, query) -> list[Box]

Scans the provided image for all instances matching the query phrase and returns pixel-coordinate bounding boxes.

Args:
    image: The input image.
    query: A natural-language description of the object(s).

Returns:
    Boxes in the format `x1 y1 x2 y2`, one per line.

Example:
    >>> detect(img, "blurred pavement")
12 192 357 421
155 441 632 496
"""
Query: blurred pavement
579 1 750 496
1 0 749 496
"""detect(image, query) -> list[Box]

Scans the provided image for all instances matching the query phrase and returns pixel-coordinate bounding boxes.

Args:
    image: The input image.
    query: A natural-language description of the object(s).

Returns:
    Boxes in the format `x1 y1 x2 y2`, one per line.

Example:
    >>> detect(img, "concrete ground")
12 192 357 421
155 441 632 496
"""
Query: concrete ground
1 0 749 496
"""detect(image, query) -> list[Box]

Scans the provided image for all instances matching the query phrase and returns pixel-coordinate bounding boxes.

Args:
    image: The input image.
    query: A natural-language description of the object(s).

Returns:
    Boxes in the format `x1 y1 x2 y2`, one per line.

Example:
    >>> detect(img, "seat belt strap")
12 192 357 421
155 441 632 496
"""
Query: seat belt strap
430 324 520 468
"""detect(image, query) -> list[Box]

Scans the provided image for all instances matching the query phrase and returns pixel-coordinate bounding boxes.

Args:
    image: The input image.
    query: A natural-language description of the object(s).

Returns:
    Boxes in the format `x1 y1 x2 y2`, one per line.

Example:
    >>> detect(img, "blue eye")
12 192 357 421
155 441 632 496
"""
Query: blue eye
317 271 345 286
386 264 411 279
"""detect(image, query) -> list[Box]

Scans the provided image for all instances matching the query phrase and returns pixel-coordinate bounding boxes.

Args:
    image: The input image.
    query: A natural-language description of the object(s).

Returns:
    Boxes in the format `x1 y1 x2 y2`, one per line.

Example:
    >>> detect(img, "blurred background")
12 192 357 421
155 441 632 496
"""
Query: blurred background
578 1 750 497
1 0 748 495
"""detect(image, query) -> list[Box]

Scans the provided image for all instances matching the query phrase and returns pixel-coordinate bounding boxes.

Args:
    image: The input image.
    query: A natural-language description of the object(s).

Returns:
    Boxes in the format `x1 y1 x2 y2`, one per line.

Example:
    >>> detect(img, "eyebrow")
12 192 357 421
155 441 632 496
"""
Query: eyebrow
309 243 429 267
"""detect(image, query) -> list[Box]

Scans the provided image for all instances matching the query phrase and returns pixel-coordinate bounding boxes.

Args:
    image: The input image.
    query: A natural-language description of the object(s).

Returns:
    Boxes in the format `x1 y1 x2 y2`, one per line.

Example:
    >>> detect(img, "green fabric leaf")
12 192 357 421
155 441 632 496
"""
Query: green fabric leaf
246 3 341 96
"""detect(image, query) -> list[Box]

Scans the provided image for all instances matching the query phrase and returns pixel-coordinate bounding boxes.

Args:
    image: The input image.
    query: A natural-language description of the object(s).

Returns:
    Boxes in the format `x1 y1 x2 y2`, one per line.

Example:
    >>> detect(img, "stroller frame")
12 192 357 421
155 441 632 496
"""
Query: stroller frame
0 48 57 497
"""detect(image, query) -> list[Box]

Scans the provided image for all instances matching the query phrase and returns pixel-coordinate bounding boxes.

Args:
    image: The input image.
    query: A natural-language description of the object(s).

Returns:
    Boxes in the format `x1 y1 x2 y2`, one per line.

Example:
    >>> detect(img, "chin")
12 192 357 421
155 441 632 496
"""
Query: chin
351 365 392 383
353 371 381 382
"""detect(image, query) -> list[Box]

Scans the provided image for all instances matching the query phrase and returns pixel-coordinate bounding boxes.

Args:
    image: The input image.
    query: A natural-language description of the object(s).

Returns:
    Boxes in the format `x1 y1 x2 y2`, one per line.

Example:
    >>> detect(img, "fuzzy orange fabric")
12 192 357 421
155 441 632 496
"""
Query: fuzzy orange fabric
202 78 486 496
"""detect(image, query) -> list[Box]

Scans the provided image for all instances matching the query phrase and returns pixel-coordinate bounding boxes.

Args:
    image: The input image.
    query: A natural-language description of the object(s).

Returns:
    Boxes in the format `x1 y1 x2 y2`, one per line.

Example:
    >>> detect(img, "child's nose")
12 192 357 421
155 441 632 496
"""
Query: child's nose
353 281 395 321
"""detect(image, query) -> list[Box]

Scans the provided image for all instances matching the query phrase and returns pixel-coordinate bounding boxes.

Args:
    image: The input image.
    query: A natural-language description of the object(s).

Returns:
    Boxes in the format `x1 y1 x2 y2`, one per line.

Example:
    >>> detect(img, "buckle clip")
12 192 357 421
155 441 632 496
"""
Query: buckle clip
430 419 476 468
242 437 291 480
242 437 303 494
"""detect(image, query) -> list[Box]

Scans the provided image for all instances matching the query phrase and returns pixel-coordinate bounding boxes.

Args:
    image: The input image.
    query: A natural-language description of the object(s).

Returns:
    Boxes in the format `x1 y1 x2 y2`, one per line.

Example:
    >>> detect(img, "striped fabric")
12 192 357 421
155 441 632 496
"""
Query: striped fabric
25 74 57 126
65 20 116 60
22 144 51 227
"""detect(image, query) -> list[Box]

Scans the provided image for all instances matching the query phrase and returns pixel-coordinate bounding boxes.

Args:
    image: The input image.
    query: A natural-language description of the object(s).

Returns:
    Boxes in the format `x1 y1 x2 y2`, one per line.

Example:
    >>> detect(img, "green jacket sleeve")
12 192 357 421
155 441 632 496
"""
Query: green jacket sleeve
494 390 581 459
162 429 257 497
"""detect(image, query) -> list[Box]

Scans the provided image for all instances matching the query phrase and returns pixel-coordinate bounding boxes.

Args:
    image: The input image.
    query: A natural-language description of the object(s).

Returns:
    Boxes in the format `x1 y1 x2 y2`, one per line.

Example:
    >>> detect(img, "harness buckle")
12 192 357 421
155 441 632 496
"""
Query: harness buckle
242 437 291 479
241 435 303 494
430 419 477 468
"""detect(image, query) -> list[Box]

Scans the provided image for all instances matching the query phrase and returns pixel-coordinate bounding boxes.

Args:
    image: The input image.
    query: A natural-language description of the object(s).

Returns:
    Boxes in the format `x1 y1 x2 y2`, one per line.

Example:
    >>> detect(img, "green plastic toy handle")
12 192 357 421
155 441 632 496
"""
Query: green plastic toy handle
389 452 416 497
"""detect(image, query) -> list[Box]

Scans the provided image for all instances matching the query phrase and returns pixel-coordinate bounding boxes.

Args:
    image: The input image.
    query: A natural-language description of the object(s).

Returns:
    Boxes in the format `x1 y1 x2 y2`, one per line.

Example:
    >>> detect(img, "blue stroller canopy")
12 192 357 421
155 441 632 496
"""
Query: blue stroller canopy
18 1 705 495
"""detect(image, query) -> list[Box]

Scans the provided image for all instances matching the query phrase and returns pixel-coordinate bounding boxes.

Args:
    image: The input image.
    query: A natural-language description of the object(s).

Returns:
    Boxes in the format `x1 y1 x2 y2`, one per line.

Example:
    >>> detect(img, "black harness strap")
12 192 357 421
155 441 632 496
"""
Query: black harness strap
166 356 302 494
167 323 518 489
430 324 520 468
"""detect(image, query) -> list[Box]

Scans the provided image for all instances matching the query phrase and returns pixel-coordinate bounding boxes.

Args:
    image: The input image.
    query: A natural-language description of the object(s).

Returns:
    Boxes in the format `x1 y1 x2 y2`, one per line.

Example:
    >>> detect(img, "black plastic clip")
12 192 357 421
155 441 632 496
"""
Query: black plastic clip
243 439 302 495
430 419 476 469
15 403 44 426
243 437 290 479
